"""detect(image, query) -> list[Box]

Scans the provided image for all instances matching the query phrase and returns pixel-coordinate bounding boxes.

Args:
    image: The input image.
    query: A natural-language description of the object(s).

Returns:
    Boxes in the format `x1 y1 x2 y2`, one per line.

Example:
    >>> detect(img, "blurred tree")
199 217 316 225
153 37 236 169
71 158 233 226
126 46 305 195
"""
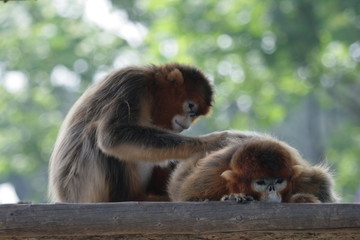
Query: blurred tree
0 0 358 202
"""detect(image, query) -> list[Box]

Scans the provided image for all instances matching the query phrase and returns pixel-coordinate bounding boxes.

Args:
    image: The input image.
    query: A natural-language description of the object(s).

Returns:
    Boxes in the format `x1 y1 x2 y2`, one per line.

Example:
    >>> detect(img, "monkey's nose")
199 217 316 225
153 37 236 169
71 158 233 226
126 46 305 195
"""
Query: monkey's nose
268 185 275 192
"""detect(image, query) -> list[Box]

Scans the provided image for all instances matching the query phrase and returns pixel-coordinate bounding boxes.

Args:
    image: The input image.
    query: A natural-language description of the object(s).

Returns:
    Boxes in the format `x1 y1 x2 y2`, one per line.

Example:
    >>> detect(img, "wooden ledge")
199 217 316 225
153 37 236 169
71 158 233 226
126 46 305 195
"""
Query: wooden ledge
0 202 359 239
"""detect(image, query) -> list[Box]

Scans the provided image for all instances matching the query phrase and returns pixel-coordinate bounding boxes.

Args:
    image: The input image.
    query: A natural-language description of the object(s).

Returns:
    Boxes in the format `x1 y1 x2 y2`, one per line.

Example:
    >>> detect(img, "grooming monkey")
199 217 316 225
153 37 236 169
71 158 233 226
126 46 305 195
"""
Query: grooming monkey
49 63 241 203
168 131 339 203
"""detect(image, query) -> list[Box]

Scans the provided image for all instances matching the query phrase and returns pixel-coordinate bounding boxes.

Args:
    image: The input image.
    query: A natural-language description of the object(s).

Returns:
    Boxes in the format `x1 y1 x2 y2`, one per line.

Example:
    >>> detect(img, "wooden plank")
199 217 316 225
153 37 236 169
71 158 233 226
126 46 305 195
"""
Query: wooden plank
0 202 359 239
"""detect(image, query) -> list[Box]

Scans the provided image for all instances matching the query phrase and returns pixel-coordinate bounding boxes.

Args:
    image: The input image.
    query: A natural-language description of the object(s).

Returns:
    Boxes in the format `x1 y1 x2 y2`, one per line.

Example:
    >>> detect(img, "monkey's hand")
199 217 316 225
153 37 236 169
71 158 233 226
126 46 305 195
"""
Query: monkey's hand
224 130 268 144
221 193 254 204
199 130 254 151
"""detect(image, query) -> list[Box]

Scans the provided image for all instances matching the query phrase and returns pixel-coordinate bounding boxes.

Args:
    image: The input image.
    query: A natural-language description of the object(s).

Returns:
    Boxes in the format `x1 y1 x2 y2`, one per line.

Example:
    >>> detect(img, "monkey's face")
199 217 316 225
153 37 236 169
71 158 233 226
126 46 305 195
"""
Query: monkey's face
151 94 209 132
171 100 199 132
251 177 287 202
151 67 213 132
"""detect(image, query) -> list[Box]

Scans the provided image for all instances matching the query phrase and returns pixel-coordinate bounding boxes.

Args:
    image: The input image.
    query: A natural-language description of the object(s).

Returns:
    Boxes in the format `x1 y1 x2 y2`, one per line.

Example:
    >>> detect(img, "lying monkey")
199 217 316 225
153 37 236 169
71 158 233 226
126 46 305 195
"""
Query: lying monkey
168 131 339 203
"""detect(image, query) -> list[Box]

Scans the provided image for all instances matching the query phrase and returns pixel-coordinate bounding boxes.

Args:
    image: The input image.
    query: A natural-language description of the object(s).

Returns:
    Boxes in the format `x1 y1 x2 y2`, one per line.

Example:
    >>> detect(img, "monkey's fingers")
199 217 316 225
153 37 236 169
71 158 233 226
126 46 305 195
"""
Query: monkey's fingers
221 193 254 204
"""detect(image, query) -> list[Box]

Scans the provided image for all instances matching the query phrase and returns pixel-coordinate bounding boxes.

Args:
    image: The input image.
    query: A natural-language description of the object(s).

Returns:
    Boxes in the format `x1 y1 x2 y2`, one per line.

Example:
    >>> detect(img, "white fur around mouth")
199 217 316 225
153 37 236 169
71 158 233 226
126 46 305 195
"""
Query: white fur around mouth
172 115 191 132
172 115 192 132
173 119 186 132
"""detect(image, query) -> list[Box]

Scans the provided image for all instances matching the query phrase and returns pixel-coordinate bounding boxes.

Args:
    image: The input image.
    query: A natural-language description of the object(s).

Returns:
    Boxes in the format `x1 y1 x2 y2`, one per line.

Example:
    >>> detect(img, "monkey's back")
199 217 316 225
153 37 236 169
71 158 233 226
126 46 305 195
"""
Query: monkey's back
48 67 149 202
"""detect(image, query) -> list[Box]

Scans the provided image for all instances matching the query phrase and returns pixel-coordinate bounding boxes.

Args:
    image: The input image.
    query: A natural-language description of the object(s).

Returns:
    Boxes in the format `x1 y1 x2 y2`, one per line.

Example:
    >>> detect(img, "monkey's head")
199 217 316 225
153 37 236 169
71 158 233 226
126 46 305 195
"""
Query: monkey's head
150 64 213 132
221 139 296 202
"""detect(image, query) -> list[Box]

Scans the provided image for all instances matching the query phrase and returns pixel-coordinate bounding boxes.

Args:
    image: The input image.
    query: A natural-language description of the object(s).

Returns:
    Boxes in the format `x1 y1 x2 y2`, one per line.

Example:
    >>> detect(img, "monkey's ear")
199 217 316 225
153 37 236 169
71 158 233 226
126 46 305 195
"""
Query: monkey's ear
167 69 184 86
221 170 237 182
293 165 304 178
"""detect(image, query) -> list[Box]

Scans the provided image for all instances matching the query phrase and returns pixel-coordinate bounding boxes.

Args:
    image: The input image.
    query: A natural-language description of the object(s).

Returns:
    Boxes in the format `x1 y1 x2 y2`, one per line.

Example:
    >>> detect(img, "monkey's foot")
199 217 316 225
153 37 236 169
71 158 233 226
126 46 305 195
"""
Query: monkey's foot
290 193 321 203
221 193 254 203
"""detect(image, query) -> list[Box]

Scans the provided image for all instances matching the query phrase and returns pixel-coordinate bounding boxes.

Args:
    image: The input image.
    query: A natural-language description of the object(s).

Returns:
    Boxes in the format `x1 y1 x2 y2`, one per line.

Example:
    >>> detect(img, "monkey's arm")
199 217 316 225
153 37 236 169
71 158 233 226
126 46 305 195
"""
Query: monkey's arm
97 121 240 162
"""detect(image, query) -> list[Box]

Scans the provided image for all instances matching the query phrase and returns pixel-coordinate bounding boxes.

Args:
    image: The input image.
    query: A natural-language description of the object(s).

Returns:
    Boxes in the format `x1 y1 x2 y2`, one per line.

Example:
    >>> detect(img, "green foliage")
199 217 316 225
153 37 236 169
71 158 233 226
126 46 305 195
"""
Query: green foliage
0 0 359 202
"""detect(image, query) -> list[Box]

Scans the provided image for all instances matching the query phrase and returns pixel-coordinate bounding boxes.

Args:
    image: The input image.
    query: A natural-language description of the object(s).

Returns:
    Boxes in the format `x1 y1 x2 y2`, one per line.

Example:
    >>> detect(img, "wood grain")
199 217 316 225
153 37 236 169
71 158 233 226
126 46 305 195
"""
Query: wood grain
0 202 359 239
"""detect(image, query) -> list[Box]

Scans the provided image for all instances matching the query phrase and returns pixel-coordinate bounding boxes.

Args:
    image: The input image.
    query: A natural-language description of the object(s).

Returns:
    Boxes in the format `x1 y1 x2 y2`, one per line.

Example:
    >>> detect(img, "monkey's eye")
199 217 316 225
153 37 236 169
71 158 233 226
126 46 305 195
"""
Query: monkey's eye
256 180 266 185
276 178 284 184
